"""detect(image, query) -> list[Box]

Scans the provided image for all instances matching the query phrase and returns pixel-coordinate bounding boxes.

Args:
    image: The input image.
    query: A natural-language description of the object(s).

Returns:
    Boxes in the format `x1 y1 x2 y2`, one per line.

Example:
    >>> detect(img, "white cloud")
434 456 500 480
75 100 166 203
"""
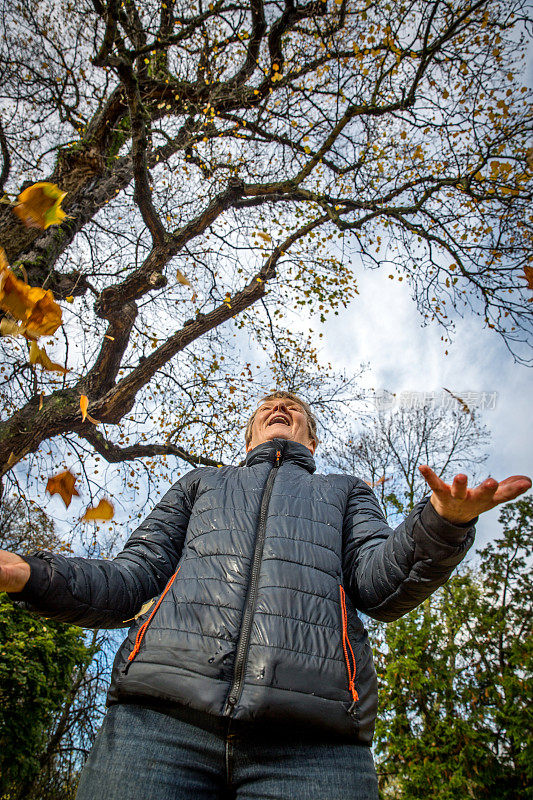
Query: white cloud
320 263 532 550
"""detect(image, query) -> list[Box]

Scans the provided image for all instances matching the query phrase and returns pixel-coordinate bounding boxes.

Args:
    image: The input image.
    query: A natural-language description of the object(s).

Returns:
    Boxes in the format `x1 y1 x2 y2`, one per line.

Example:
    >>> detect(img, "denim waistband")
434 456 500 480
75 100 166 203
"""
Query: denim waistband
111 697 362 744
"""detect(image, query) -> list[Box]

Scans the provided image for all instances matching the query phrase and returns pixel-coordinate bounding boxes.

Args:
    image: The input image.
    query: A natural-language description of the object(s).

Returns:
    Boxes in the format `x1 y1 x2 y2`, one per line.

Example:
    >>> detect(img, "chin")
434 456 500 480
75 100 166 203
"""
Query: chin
264 428 293 441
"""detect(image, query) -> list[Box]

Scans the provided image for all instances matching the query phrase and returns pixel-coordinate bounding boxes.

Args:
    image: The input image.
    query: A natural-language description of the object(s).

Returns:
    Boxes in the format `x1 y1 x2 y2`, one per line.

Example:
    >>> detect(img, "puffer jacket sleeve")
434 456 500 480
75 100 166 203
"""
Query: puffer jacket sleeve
342 478 477 622
6 472 200 629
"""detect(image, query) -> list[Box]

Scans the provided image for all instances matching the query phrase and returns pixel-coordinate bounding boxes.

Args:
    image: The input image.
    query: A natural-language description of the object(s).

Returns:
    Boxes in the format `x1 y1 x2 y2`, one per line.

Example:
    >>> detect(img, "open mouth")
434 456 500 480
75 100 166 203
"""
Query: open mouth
267 415 291 427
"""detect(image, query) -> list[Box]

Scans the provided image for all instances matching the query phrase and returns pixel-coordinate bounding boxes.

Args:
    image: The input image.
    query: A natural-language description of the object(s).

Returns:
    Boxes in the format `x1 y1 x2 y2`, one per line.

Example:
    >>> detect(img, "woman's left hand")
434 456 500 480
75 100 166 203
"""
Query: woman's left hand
418 465 532 524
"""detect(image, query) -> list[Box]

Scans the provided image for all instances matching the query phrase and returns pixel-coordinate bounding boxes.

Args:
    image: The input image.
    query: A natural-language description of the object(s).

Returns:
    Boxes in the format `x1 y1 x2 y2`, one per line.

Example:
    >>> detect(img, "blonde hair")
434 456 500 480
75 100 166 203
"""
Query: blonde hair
244 390 318 448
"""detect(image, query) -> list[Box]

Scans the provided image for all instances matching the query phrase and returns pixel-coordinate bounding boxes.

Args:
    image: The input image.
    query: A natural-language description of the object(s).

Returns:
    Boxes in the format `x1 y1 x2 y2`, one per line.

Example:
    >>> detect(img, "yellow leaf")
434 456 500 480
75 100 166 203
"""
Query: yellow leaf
123 597 156 623
0 250 62 338
46 469 80 508
13 182 68 230
65 295 74 303
0 317 24 337
79 394 99 424
39 392 44 411
80 395 88 421
257 232 271 243
176 269 192 287
82 498 114 522
29 341 68 374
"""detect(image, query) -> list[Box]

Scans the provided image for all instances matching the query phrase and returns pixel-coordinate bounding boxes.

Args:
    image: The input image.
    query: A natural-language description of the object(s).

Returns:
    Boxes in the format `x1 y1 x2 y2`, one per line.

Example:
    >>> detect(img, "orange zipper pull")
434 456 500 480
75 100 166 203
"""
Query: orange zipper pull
339 585 359 704
126 566 181 664
275 450 281 467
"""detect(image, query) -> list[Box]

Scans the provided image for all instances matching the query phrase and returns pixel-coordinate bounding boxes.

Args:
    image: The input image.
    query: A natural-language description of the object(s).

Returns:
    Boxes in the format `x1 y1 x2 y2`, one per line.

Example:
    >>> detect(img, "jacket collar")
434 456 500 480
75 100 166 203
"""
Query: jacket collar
244 438 316 474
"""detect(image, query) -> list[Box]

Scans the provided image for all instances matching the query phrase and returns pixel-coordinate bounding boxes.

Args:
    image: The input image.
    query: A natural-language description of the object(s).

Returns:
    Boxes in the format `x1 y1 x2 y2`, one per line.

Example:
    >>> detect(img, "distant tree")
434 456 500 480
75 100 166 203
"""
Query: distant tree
0 495 72 555
323 398 491 521
372 495 533 799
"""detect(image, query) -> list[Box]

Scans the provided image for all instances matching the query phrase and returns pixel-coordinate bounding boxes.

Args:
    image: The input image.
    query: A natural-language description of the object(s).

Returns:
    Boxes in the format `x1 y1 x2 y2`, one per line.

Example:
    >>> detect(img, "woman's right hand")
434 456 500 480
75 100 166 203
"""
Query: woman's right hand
0 550 31 593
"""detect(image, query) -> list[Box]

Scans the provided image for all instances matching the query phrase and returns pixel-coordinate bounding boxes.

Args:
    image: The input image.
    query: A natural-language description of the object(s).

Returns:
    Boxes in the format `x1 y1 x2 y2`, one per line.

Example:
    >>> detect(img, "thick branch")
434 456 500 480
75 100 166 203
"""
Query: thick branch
79 427 222 468
92 214 327 422
115 56 167 244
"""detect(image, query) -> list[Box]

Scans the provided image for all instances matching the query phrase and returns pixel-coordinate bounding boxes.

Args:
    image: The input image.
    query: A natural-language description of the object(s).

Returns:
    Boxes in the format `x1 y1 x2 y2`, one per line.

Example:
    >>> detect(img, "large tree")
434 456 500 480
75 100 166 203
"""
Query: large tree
0 0 530 504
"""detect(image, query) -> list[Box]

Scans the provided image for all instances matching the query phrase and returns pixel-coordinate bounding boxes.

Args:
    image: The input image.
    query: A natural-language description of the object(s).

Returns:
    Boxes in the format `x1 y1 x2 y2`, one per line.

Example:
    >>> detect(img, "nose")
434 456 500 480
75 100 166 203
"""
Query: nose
271 401 289 415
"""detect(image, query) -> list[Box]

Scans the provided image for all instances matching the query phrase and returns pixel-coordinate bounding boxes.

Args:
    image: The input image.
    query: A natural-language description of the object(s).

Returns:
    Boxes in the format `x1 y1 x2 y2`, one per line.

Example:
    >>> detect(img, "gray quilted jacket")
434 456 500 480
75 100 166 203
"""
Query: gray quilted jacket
8 438 477 743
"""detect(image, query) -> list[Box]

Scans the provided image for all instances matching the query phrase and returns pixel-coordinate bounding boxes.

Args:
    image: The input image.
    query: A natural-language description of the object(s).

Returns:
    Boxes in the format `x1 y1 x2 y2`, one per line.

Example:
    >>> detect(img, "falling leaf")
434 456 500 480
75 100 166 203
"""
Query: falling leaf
123 597 156 623
523 266 533 291
256 232 272 243
82 498 114 522
65 296 74 303
79 394 100 424
46 469 80 508
0 317 24 337
25 292 63 338
363 476 391 488
29 341 68 374
176 268 192 287
13 182 68 230
80 395 88 421
0 250 62 338
443 387 475 421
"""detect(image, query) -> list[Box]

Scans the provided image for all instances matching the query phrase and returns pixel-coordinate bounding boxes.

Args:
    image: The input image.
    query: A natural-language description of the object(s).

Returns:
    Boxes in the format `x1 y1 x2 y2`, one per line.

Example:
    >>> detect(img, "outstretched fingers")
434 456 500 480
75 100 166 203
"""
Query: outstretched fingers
491 475 532 504
450 473 468 499
418 465 448 495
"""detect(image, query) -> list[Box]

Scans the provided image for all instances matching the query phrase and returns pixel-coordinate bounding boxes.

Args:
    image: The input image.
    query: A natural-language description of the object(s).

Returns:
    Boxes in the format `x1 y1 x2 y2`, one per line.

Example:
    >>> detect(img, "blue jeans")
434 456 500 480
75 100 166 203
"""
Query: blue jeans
75 702 379 800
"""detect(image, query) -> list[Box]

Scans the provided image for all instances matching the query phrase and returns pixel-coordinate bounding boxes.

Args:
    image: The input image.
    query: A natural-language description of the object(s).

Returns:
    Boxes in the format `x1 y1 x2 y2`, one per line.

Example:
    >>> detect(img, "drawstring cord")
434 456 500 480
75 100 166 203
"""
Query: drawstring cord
339 585 359 703
127 566 181 663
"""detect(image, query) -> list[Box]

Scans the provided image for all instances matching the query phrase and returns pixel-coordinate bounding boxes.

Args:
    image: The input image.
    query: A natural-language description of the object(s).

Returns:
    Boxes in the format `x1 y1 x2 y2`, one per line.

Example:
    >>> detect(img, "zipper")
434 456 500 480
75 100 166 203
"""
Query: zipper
339 584 359 710
223 448 282 715
121 566 181 675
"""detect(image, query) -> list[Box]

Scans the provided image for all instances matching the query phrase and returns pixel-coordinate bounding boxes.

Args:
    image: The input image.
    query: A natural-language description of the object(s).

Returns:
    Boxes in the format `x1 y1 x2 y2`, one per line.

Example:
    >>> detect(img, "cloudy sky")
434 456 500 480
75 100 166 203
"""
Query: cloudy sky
318 261 531 550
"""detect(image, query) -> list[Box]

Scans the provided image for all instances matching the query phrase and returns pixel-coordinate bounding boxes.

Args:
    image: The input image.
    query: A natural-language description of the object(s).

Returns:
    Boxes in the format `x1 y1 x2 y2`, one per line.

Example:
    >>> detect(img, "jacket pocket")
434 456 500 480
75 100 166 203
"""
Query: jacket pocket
124 566 181 669
339 585 359 713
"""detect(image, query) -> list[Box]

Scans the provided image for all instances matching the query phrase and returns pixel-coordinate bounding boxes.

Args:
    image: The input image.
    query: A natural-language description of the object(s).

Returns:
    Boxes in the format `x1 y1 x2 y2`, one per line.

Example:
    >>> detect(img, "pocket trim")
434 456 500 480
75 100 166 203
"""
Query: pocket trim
339 584 359 704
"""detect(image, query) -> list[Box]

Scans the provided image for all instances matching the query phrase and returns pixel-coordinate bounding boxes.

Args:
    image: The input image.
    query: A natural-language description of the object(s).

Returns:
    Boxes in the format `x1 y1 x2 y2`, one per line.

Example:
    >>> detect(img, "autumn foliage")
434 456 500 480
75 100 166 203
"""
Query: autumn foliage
0 0 530 518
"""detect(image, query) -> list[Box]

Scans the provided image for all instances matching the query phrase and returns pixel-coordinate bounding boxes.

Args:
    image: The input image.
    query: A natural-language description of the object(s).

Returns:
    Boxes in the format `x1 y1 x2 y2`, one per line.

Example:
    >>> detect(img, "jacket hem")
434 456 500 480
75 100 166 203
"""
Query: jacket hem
111 695 370 744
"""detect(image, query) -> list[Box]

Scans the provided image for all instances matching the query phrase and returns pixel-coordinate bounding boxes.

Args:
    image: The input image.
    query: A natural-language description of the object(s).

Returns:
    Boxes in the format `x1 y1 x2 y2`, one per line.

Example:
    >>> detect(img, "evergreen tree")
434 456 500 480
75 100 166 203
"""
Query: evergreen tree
373 496 532 799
